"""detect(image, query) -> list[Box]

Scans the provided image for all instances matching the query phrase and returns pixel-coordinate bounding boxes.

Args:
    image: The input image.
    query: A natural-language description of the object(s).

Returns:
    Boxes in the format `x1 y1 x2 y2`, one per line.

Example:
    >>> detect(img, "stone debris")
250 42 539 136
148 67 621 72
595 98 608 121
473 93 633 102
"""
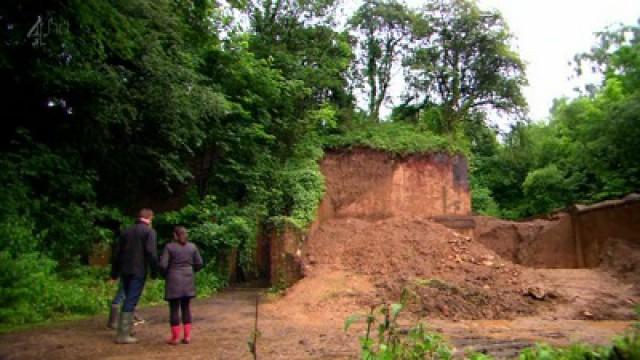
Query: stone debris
523 286 547 300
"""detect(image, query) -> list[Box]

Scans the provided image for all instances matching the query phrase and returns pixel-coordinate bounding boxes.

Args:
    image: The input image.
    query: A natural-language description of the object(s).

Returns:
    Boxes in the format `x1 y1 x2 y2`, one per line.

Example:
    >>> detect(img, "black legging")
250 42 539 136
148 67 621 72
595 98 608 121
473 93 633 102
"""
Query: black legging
169 297 192 326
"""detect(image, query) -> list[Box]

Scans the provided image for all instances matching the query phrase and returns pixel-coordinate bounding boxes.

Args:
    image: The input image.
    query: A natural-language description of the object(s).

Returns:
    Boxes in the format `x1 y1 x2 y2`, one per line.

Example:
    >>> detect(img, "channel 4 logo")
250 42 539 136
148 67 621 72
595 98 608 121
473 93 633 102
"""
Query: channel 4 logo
27 15 69 48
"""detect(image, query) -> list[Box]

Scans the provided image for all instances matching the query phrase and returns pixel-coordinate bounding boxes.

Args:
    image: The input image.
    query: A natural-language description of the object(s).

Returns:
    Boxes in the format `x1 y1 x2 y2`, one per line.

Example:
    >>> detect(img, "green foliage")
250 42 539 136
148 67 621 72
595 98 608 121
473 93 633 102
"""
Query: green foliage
518 333 640 360
519 344 601 360
0 252 106 326
350 0 418 122
326 122 468 156
345 303 453 360
521 165 570 216
2 0 230 205
470 180 502 217
0 250 223 328
159 196 251 251
267 135 327 230
0 138 120 262
0 0 342 329
157 195 257 276
403 0 527 132
466 353 494 360
195 263 227 296
469 19 640 218
344 305 640 360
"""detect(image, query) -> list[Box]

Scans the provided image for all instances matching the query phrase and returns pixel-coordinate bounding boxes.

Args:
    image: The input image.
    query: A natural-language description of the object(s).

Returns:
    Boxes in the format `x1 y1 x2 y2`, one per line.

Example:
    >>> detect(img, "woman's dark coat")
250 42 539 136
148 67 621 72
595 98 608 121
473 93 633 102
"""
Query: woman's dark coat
160 242 203 300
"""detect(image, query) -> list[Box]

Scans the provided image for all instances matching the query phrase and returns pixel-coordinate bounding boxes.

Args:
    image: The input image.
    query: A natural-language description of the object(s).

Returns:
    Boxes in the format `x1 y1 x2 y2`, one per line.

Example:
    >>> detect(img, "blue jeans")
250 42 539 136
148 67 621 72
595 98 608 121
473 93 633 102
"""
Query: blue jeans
111 280 126 305
121 275 146 312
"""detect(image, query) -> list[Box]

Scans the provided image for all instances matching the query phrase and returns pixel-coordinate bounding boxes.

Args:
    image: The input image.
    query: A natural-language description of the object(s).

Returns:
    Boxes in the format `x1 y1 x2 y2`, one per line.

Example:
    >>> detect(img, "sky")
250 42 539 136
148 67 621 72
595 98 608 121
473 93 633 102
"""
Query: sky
345 0 640 128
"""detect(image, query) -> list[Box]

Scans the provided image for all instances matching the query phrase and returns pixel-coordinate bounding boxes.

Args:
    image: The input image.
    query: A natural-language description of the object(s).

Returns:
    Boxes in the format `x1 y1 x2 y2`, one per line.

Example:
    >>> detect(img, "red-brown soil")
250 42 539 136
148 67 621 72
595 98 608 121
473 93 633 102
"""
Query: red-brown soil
599 237 640 292
292 217 638 322
317 149 471 222
302 217 550 320
474 215 579 268
1 286 633 360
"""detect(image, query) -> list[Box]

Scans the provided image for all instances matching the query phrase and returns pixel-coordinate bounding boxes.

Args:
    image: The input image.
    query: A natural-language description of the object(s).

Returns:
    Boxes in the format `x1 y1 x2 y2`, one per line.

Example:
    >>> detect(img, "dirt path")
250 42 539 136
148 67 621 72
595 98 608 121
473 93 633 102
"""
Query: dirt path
0 288 261 360
0 287 634 360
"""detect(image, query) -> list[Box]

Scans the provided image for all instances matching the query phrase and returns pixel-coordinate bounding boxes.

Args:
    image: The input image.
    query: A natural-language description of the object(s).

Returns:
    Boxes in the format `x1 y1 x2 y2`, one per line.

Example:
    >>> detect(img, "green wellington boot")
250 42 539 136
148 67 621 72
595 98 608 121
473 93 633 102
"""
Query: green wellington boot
115 312 139 344
106 304 119 329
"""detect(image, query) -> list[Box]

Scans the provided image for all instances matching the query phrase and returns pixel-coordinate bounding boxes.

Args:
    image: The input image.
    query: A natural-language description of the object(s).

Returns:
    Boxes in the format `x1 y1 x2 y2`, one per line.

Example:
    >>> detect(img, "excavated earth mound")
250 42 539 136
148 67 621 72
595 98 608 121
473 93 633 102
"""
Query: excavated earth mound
300 217 555 320
273 216 639 321
270 150 639 322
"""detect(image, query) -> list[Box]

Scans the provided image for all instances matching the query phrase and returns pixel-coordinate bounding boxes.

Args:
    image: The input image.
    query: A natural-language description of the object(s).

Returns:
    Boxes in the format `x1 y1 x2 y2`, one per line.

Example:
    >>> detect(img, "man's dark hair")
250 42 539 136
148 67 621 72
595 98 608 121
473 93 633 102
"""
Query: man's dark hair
138 208 154 219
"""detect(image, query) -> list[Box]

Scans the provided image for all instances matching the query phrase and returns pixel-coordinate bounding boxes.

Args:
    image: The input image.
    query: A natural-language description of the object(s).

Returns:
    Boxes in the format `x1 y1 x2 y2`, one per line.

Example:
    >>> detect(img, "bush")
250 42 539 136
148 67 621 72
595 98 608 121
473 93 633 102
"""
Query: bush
0 250 224 329
157 196 257 276
471 180 502 217
0 252 106 326
0 140 118 263
267 136 326 231
196 263 227 296
522 165 570 216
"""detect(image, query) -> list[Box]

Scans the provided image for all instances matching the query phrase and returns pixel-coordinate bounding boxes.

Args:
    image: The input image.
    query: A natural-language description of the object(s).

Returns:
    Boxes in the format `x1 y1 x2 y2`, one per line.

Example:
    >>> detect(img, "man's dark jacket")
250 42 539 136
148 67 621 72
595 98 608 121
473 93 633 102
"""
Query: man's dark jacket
111 222 159 279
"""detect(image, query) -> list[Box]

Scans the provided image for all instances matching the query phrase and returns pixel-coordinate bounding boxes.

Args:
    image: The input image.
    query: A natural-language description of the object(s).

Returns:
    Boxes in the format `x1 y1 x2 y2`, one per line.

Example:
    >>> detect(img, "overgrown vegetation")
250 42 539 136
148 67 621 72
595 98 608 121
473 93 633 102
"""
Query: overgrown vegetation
345 303 453 359
325 122 468 156
519 335 640 360
345 304 640 359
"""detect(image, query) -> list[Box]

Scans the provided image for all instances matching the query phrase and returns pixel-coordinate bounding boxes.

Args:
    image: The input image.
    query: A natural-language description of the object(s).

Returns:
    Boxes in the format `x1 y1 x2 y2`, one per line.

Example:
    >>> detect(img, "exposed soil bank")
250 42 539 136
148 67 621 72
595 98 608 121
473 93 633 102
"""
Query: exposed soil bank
475 196 640 279
474 215 578 268
317 149 470 222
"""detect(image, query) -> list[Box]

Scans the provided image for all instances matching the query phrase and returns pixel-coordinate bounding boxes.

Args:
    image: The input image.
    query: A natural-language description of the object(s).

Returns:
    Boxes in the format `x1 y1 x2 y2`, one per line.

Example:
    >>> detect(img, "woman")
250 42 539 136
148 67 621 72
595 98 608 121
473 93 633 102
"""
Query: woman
160 226 203 345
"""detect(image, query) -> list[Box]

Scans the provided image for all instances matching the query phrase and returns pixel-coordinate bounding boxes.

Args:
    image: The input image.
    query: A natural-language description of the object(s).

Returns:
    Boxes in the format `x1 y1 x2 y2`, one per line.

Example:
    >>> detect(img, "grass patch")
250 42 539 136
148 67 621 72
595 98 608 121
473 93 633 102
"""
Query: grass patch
0 252 224 332
324 122 468 156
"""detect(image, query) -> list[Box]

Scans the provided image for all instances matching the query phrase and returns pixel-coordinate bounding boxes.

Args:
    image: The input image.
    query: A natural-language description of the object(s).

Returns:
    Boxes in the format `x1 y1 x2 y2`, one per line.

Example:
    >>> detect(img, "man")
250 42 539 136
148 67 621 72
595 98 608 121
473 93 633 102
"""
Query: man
111 208 159 344
107 228 144 329
106 280 145 329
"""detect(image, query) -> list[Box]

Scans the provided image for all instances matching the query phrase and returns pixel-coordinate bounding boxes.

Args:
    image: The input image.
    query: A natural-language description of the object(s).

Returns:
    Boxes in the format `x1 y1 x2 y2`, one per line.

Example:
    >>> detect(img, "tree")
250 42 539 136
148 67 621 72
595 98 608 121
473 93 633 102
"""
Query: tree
240 0 354 137
475 19 640 218
403 0 527 132
0 0 229 206
349 0 418 122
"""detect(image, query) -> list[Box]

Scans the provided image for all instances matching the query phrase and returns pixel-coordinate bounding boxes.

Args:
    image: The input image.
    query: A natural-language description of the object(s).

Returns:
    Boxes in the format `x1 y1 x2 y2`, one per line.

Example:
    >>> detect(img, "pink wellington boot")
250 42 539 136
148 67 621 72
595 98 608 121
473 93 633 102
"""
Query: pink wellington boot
182 323 192 344
166 325 180 345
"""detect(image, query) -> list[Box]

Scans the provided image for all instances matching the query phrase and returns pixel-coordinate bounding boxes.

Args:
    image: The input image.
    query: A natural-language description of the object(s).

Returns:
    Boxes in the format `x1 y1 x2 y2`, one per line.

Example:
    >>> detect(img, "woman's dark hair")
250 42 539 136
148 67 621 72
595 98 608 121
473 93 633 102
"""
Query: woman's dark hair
174 226 188 242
